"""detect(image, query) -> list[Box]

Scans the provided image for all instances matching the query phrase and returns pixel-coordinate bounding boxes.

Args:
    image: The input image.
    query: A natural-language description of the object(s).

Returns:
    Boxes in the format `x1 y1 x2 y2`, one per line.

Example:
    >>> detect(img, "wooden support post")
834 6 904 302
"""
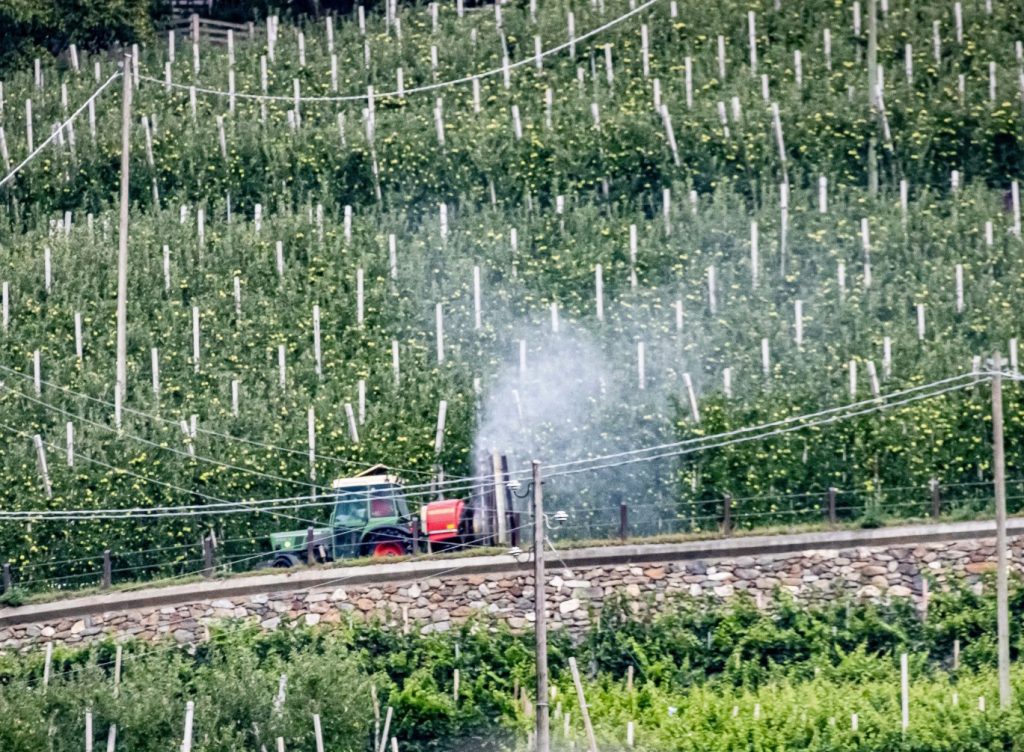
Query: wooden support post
2 562 10 592
722 494 732 536
533 461 551 752
827 487 837 526
619 501 628 541
102 550 112 589
202 535 214 577
378 707 393 752
568 658 597 752
113 645 122 697
115 53 132 430
305 526 316 566
992 357 1012 709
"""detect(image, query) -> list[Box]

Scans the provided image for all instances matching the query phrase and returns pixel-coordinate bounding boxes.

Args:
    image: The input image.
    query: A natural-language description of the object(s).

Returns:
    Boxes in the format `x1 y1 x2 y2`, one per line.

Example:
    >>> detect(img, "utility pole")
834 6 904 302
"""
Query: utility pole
115 55 132 429
866 0 879 195
532 460 550 752
991 353 1011 709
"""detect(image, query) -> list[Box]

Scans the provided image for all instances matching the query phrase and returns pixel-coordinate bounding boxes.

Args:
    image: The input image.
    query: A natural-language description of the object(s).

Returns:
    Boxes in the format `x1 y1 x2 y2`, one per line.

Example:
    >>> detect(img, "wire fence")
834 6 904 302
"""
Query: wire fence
1 477 1017 599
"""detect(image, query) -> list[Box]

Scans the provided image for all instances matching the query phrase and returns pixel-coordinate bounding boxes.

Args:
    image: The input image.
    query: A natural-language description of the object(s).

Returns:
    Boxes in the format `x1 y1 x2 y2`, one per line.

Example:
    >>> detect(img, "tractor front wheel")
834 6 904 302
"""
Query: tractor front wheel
371 541 406 557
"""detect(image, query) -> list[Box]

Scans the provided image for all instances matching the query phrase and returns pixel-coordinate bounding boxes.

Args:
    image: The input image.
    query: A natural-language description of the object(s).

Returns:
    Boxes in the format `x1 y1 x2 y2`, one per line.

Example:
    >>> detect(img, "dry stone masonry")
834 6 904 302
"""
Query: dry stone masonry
1 535 1021 652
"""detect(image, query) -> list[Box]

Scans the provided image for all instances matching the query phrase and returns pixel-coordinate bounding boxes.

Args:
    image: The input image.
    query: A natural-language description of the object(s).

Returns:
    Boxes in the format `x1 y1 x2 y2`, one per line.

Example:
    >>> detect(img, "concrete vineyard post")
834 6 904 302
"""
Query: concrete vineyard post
473 266 482 329
637 342 645 389
34 434 52 498
192 307 200 372
151 348 160 396
43 642 52 687
391 340 400 386
66 421 74 466
900 653 909 730
181 701 195 752
312 305 321 376
102 550 112 589
683 373 700 422
346 403 359 443
435 303 445 363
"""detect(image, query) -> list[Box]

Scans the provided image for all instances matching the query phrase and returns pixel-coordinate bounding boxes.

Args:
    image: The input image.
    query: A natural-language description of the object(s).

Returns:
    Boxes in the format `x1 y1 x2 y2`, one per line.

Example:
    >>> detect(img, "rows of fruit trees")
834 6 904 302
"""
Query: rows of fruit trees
0 0 1023 589
2 587 1024 751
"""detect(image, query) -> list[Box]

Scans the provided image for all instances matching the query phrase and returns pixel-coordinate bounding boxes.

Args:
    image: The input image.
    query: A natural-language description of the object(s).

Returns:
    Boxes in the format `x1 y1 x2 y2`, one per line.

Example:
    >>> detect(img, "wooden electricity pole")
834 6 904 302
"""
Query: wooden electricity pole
866 0 879 195
533 460 550 752
992 354 1011 709
115 55 132 428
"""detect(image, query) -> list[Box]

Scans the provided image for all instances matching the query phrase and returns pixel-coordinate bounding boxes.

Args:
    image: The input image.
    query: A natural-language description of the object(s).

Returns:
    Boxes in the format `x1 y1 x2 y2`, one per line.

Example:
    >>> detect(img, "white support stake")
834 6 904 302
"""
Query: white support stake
34 434 52 498
192 307 200 372
74 312 83 361
955 264 964 313
182 702 195 752
436 304 445 363
683 373 699 422
390 340 401 386
900 654 909 731
473 266 482 329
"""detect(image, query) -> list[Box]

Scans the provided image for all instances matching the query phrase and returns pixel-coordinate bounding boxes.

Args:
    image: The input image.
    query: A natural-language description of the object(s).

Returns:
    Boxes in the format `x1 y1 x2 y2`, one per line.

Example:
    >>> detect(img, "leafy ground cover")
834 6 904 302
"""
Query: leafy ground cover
1 584 1024 751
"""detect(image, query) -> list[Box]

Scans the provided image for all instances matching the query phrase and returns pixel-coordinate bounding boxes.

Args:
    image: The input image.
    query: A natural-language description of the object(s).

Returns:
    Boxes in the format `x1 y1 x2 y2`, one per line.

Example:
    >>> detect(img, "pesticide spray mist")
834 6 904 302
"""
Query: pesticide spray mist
473 323 686 540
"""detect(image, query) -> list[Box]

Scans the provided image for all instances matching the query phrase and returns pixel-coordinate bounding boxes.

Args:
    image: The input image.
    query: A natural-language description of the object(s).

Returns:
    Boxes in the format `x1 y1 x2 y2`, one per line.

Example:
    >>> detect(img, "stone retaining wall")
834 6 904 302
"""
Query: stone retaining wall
1 534 1019 652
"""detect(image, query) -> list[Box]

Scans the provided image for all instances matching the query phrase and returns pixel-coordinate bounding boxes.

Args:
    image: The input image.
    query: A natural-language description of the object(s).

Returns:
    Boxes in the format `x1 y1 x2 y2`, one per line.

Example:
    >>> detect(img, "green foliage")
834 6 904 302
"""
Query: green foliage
0 591 1023 750
0 0 160 75
0 0 1021 589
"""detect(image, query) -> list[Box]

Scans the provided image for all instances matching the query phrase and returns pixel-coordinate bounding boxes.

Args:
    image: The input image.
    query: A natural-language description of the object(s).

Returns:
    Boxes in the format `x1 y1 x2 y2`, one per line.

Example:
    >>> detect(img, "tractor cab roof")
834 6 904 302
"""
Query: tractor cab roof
331 465 402 489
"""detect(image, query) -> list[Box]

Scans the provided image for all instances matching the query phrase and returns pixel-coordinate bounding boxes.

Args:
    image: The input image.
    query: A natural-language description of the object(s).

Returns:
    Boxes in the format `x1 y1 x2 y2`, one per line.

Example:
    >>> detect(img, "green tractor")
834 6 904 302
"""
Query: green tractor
267 469 417 567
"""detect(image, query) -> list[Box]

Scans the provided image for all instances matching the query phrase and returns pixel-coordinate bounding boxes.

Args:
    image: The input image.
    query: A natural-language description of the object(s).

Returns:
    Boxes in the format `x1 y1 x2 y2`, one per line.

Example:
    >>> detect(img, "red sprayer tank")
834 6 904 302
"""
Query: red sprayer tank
423 498 466 543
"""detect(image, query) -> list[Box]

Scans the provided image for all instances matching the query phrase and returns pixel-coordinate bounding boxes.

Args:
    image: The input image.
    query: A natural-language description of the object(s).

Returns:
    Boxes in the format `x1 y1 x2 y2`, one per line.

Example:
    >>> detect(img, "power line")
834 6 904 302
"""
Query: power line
0 71 122 189
0 362 441 483
137 0 661 104
3 381 323 491
0 418 324 526
0 374 984 521
546 377 983 480
542 372 982 474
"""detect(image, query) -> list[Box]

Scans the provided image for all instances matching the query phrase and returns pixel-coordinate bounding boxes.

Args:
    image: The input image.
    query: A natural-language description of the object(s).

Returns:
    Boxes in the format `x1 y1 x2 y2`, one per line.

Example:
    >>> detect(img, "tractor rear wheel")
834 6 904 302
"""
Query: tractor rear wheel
372 541 405 557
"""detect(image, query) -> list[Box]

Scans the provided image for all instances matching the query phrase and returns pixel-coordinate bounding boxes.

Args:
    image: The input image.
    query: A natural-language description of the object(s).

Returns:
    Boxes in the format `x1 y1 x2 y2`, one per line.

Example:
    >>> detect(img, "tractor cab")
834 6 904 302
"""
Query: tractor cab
329 475 413 559
267 467 416 567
